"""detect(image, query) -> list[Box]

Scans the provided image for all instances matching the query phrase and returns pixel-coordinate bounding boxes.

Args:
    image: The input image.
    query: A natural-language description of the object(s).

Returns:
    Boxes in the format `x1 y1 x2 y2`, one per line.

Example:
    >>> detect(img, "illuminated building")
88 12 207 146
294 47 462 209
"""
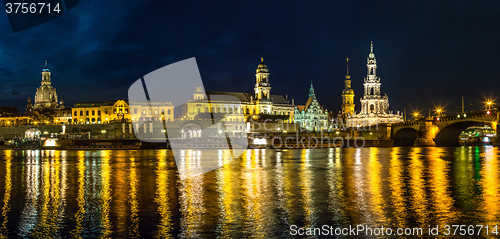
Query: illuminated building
347 42 403 127
183 58 295 123
28 61 65 112
294 82 329 131
53 108 73 124
71 100 174 124
341 57 355 122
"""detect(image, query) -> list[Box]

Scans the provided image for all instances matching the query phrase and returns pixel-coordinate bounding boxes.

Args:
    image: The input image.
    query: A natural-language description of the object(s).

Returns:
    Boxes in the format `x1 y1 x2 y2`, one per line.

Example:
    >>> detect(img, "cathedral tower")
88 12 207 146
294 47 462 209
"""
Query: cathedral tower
341 57 355 120
254 57 271 103
359 42 389 115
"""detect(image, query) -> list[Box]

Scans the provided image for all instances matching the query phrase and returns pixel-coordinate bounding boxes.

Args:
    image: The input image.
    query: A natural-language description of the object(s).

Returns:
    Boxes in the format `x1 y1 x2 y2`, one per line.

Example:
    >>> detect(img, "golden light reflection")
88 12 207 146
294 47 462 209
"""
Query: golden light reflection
154 150 173 238
71 151 86 238
453 147 475 210
408 147 428 226
480 147 499 223
112 151 128 235
427 147 458 224
0 150 12 237
241 149 273 238
128 157 139 238
18 150 39 236
32 150 61 237
367 147 386 225
178 150 205 238
100 151 112 237
299 149 314 228
216 150 239 234
327 148 346 222
283 150 300 226
388 147 406 227
346 148 367 225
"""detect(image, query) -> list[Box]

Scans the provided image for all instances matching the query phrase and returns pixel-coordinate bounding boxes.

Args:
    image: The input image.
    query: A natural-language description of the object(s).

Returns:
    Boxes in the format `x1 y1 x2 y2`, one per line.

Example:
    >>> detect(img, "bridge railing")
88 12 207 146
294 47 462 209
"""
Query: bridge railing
394 108 498 126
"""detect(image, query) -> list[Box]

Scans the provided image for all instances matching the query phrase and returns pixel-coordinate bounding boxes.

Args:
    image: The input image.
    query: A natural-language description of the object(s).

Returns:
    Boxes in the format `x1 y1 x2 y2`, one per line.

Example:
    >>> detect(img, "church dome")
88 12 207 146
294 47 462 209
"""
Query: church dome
256 57 269 74
35 85 58 103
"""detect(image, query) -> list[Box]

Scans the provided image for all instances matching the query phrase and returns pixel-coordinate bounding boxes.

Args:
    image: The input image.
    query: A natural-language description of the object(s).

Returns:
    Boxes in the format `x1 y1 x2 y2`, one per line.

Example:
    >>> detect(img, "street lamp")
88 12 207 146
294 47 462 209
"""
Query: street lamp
412 112 420 119
485 99 494 110
435 107 443 117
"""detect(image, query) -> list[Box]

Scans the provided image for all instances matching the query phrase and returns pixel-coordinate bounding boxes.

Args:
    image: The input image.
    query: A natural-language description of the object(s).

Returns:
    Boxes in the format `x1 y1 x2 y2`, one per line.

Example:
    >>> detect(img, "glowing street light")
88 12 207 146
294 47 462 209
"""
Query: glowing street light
435 107 444 117
485 99 494 110
412 112 420 119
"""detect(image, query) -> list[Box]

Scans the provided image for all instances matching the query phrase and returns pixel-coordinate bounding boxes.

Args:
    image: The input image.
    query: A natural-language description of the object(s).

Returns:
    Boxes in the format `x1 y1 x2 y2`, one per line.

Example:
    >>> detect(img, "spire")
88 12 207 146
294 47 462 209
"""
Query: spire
368 41 376 63
345 57 350 80
261 57 264 63
43 60 50 72
309 80 315 98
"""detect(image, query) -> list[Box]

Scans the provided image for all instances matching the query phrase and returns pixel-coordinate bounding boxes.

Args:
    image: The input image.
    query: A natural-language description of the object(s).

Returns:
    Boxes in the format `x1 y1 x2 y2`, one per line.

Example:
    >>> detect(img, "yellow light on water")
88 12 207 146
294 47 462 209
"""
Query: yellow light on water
44 139 58 147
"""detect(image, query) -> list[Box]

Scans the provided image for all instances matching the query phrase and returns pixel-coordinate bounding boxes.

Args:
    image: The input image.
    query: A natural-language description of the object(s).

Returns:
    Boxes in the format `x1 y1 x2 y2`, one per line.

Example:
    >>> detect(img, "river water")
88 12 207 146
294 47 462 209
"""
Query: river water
0 147 499 238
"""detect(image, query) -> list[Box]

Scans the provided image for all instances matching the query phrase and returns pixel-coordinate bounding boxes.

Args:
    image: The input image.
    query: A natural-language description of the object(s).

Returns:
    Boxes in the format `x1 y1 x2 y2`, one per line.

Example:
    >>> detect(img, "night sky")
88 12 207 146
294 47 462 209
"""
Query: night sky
1 1 499 116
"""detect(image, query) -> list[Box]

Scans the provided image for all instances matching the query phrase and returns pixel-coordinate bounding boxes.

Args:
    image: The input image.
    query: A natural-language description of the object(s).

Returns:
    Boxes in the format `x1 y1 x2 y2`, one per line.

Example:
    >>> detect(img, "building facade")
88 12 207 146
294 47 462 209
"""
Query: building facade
183 58 295 124
294 82 329 131
347 42 403 127
72 100 174 124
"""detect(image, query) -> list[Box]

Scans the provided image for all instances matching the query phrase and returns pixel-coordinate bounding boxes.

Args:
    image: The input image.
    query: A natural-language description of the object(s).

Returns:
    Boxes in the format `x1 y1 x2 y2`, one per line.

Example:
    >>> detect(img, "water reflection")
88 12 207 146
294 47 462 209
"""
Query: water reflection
480 147 500 223
0 147 499 237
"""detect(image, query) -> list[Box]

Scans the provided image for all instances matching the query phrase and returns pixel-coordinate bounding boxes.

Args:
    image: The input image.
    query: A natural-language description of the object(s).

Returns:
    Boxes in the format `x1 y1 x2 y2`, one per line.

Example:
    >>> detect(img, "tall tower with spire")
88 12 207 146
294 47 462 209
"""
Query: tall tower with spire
347 42 403 127
359 42 388 115
254 57 271 103
341 57 355 120
33 61 60 111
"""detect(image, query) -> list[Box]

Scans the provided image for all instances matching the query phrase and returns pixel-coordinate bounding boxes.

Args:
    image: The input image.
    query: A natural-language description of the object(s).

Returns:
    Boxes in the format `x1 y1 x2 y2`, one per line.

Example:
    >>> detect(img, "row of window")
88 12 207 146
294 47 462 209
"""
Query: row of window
132 108 172 115
74 108 128 116
195 106 291 115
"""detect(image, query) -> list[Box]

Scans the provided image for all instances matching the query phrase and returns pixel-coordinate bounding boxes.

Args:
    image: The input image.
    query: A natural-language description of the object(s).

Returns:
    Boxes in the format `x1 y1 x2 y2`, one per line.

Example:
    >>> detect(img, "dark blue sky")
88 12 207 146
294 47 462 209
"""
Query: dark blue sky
1 1 499 115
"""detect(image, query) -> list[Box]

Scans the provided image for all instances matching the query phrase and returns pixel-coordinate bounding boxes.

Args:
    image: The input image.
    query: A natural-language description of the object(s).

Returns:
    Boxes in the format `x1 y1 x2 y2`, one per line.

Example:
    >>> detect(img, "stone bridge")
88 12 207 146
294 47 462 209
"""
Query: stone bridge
391 109 499 146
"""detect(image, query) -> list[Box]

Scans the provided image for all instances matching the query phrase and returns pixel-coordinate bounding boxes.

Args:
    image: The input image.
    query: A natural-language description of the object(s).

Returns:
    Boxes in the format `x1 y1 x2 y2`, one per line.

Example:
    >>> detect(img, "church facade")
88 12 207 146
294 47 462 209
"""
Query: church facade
294 82 329 131
347 43 403 127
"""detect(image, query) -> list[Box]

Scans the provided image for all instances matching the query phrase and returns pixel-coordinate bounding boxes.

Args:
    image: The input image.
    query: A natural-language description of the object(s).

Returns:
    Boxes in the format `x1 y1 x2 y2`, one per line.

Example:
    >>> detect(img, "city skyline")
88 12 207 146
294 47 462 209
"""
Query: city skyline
0 1 499 115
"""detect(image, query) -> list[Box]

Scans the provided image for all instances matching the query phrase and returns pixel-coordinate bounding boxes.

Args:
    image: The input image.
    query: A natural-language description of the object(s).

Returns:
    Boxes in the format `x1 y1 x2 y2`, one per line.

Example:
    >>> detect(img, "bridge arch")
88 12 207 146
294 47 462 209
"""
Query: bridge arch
393 127 418 146
434 121 492 146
